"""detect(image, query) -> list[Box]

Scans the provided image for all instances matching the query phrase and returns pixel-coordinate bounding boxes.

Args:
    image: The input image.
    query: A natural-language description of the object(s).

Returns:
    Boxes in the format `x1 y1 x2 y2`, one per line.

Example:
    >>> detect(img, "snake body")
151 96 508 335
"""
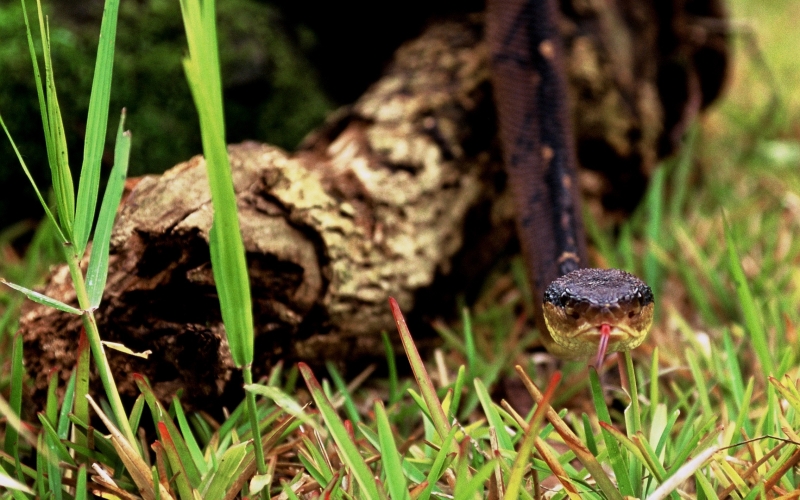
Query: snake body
486 0 653 359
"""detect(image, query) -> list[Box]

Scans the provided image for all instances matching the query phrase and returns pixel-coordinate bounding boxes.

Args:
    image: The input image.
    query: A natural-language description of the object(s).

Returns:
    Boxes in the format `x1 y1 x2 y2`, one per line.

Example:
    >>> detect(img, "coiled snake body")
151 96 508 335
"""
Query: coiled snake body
486 0 654 363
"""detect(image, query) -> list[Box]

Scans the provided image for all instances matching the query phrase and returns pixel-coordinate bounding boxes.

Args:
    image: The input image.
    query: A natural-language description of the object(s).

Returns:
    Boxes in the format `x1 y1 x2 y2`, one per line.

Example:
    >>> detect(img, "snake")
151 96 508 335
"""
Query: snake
485 0 654 364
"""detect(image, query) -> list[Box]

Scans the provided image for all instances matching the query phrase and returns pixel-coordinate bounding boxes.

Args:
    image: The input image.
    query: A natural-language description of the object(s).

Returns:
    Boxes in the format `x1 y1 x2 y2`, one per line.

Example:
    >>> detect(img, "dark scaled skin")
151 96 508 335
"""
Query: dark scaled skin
542 268 654 359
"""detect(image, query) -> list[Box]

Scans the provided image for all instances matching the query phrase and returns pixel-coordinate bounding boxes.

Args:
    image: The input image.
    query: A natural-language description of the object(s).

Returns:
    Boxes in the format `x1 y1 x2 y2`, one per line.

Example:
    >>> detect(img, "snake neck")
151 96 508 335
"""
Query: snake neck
486 0 588 352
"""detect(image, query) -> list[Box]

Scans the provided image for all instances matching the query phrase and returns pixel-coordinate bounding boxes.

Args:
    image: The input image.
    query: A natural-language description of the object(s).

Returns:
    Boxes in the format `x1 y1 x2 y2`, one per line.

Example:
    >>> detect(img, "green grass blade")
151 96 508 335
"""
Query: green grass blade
57 371 76 439
173 397 208 476
389 298 451 443
128 394 146 440
134 375 202 486
41 414 66 499
74 465 87 500
374 401 411 500
729 377 754 448
381 332 400 405
326 361 361 424
685 350 712 416
450 365 465 420
35 433 46 499
644 165 666 294
298 362 381 500
474 378 513 452
581 414 598 456
667 123 698 220
2 333 24 473
86 110 131 308
356 423 426 485
461 307 476 379
589 369 634 496
297 451 328 488
36 7 75 238
244 384 318 429
72 329 91 450
416 426 457 500
36 414 75 467
73 0 120 256
157 421 196 498
179 0 254 368
20 0 54 181
201 441 250 499
455 459 497 500
0 279 82 315
723 214 774 375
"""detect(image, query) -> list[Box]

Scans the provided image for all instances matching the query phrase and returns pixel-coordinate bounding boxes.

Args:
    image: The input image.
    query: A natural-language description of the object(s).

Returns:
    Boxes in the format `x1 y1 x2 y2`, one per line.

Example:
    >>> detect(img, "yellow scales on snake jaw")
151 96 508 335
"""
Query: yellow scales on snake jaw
486 0 654 364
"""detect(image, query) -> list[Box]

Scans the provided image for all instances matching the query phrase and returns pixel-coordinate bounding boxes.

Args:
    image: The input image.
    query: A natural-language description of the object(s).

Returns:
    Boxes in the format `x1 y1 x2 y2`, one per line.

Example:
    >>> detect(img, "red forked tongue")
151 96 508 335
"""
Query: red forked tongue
594 323 612 369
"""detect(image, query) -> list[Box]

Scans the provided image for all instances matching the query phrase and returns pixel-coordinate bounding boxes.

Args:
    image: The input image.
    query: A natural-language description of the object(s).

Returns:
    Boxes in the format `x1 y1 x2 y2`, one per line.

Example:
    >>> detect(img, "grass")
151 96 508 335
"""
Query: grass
2 0 800 497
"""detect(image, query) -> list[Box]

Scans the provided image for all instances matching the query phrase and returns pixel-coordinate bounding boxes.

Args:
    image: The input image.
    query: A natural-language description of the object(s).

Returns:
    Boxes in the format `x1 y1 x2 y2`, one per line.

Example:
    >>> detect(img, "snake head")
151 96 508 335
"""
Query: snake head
542 268 655 361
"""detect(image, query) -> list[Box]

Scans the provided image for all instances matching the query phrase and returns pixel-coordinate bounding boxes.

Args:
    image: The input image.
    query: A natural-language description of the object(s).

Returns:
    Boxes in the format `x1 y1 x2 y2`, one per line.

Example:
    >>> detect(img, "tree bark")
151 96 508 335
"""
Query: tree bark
20 4 728 408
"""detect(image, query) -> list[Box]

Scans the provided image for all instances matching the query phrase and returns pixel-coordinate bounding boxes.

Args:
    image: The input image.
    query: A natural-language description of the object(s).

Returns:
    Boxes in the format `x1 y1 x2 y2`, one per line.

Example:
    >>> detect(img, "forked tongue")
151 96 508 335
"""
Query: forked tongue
594 323 612 368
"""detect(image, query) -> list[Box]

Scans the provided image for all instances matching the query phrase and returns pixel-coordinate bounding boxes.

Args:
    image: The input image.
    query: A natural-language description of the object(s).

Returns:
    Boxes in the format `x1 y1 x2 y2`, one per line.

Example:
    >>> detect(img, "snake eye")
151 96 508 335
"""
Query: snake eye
564 304 579 320
627 299 642 318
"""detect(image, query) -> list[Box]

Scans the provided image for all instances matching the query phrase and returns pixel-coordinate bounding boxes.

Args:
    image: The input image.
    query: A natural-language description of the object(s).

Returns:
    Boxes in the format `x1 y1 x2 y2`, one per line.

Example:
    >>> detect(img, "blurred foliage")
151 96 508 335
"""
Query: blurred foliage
0 0 332 228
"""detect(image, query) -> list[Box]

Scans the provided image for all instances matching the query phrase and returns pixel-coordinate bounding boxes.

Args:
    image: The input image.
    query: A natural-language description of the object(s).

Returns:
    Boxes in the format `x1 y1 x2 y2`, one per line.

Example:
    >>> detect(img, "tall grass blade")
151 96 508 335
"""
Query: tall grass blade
20 0 67 237
134 375 202 486
723 214 773 375
43 371 65 499
33 3 75 238
2 334 24 475
381 332 400 405
74 0 121 255
178 0 254 368
644 165 666 294
374 401 411 500
474 379 513 452
74 465 87 500
86 110 131 307
157 422 195 498
172 398 208 476
298 362 381 500
589 368 635 496
389 297 451 443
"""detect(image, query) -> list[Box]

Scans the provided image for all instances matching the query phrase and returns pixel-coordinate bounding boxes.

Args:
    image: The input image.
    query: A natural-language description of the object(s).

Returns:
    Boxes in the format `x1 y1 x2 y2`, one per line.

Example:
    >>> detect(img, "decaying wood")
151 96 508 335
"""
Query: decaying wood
20 4 727 407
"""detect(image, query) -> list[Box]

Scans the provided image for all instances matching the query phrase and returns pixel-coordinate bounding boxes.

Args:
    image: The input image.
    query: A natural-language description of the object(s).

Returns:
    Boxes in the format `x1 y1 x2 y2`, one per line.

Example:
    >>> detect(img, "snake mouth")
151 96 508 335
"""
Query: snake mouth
542 268 655 361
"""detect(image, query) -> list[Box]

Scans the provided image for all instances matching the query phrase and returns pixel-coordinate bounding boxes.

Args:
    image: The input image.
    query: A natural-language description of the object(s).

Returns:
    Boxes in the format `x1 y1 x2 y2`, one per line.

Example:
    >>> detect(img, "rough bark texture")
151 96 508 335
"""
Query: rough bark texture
20 3 728 408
